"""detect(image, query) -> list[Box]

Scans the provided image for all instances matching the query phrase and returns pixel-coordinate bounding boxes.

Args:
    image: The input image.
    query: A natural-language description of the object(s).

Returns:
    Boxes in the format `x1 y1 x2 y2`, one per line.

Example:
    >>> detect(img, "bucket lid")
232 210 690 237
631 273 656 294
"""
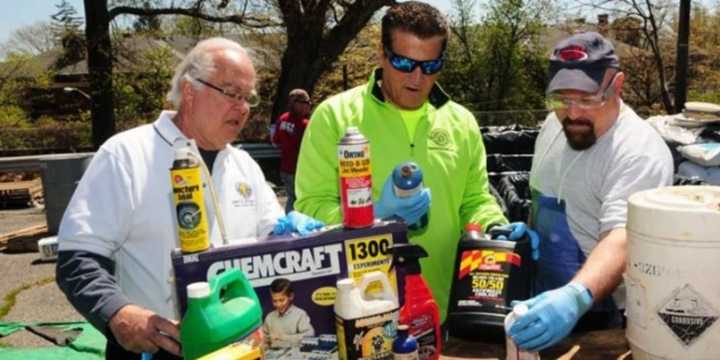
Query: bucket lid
187 282 211 298
629 186 720 213
628 186 720 241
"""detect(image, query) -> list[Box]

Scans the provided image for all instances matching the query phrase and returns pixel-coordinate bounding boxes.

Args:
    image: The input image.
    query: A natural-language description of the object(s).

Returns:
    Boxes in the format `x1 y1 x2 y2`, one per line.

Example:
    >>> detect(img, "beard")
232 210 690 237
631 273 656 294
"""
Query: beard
561 116 597 150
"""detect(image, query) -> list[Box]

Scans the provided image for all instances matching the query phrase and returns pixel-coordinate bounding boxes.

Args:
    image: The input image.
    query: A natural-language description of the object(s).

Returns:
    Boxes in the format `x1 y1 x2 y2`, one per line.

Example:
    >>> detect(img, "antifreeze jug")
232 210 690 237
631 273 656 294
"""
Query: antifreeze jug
335 271 399 360
447 224 535 340
180 268 262 359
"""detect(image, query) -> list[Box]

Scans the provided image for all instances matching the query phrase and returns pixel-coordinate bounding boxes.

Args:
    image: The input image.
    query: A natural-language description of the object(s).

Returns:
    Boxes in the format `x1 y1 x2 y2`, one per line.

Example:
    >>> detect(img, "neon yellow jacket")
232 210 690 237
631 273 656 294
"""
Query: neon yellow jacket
295 69 508 319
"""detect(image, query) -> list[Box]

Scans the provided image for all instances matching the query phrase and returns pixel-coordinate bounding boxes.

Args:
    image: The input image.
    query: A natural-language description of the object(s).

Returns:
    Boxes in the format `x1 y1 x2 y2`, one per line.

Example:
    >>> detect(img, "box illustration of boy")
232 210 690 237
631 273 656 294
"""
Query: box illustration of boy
262 278 315 349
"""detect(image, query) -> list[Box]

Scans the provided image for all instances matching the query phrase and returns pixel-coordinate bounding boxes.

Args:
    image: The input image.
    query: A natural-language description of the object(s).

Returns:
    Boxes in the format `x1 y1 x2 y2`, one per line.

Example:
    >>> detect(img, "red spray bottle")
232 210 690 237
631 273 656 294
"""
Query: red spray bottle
392 243 441 360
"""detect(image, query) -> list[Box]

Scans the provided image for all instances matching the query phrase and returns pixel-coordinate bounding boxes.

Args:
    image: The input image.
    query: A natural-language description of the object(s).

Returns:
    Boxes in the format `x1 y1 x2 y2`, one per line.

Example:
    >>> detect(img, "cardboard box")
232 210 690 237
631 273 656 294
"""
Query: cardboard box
172 221 407 359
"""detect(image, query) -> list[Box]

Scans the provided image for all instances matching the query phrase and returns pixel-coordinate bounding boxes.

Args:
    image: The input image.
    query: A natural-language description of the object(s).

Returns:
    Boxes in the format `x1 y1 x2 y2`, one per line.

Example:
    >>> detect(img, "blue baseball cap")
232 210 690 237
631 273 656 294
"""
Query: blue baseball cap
547 32 620 94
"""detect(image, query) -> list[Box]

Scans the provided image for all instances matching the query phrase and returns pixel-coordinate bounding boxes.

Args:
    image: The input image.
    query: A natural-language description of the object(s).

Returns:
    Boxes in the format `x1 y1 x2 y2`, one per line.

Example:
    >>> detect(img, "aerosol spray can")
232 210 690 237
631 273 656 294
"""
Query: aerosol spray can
392 162 428 231
338 127 374 228
170 146 210 253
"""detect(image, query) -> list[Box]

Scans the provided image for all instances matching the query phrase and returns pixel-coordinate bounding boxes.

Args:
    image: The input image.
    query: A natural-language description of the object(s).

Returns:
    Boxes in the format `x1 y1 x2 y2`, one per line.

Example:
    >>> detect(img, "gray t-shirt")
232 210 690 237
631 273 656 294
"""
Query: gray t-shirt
530 102 674 307
262 304 314 349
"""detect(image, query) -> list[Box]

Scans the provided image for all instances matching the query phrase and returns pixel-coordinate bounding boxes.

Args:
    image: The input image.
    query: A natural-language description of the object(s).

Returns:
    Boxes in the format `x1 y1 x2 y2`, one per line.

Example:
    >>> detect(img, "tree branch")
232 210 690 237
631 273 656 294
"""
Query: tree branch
108 5 279 28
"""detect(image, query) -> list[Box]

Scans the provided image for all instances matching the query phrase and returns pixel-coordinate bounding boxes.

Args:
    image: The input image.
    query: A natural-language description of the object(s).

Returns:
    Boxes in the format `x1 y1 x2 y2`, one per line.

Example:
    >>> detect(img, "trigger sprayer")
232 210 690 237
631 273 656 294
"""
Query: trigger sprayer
391 243 442 360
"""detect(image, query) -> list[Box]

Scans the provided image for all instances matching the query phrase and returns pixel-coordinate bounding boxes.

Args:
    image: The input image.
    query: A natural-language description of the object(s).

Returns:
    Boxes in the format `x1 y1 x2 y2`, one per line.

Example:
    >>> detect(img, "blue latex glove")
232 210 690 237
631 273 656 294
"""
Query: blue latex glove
374 174 431 225
509 282 593 351
493 222 540 260
273 211 325 236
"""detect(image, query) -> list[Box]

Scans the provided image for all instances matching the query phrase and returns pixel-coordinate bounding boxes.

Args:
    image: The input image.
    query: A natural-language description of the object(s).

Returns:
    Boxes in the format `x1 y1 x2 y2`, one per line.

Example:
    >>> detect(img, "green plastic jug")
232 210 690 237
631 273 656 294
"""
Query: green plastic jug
180 268 262 359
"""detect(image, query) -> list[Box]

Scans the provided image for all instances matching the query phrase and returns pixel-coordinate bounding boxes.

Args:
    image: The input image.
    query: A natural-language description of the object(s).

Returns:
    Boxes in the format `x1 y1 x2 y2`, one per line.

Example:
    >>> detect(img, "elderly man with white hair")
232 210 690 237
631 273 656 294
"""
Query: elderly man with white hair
56 37 322 359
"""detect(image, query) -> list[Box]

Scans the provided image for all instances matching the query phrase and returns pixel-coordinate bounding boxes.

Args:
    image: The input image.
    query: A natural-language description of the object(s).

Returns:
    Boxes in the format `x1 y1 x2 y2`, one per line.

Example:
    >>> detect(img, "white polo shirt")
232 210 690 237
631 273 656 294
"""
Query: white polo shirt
58 111 284 319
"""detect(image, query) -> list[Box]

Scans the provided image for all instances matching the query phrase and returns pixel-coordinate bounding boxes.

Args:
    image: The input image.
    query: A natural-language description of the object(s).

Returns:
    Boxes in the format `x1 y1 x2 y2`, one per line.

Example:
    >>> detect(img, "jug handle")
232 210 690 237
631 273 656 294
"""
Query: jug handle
209 268 260 305
358 271 398 307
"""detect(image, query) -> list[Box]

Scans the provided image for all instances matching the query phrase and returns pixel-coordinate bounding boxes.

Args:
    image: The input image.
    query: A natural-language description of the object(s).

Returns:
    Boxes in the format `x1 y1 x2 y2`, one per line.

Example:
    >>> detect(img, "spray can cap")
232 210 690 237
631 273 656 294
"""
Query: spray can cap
390 243 428 275
187 282 211 298
392 162 423 191
464 223 483 233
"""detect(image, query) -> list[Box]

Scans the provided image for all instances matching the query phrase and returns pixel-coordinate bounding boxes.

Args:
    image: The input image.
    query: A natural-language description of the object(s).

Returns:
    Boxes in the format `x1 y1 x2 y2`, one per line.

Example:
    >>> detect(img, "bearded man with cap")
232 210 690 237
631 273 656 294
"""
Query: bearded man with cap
506 32 673 352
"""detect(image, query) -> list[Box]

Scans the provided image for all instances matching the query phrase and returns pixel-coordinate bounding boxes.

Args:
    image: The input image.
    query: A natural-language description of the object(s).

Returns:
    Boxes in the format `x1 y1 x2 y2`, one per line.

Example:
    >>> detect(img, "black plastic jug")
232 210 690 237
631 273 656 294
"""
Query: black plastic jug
446 224 535 341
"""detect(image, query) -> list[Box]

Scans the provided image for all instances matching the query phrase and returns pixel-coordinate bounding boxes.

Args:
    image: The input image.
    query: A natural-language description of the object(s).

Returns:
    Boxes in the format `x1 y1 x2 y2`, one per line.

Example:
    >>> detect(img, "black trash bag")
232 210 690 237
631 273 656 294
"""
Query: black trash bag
486 154 534 173
673 174 706 186
496 172 531 223
481 126 540 155
699 124 720 142
488 182 509 220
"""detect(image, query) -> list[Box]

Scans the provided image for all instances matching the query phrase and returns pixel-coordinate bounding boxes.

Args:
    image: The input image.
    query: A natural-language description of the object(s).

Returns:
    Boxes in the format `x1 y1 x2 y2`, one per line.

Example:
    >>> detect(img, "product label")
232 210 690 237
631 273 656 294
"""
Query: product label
656 283 718 347
339 142 373 228
170 166 209 253
345 186 373 208
339 144 371 178
336 309 398 360
344 234 396 295
409 314 437 360
393 350 419 360
454 249 519 307
206 243 343 287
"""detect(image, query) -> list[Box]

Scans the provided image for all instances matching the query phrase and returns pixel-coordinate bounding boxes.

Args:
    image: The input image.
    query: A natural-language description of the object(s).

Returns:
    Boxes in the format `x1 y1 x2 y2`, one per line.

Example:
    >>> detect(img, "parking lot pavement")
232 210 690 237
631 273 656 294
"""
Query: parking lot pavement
0 252 84 348
0 192 289 349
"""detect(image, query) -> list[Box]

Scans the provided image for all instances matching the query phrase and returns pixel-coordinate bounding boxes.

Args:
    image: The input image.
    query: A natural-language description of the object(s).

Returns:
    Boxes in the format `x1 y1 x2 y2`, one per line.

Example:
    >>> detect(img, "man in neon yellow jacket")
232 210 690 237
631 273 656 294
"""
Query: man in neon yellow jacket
295 1 533 319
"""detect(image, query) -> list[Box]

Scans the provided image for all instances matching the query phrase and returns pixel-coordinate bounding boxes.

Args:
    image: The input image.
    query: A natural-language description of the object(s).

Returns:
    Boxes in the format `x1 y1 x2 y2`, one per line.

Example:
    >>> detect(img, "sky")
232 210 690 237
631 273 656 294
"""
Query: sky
0 0 716 48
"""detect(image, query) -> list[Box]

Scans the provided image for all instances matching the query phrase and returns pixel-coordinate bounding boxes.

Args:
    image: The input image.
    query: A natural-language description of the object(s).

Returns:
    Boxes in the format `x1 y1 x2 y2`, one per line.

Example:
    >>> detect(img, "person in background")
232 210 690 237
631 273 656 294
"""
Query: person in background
272 89 312 213
55 37 322 360
508 32 673 351
262 278 314 349
293 1 536 321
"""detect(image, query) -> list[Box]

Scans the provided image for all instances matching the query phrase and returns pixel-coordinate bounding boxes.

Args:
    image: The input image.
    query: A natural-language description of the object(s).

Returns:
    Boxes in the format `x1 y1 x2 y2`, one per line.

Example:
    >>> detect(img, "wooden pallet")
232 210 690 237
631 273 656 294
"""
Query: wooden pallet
0 178 43 208
0 224 48 252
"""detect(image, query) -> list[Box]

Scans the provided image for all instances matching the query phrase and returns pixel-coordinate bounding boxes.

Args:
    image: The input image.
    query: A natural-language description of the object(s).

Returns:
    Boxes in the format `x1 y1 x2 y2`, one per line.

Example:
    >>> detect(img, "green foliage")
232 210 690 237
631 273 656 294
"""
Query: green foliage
113 46 175 130
440 0 551 126
0 105 31 129
314 25 380 102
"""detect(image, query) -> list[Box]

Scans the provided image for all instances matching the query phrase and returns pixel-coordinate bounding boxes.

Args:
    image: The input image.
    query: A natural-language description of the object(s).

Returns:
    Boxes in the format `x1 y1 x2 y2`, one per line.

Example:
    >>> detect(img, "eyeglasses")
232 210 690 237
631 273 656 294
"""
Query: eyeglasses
193 77 260 107
545 73 619 111
384 47 444 75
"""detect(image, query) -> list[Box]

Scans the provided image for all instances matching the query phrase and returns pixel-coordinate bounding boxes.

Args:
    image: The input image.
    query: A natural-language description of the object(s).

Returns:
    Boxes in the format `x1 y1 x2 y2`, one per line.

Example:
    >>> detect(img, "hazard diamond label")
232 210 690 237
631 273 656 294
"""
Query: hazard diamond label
657 284 718 347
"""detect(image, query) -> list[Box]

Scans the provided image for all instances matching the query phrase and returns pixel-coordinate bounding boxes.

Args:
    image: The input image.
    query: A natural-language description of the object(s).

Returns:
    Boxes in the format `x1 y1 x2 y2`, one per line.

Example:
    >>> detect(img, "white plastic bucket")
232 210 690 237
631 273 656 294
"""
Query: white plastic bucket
626 186 720 360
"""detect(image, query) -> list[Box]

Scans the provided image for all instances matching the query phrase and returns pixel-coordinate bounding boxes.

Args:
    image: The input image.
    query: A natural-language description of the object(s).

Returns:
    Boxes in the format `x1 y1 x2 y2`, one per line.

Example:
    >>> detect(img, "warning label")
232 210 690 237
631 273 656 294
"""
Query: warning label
657 284 718 347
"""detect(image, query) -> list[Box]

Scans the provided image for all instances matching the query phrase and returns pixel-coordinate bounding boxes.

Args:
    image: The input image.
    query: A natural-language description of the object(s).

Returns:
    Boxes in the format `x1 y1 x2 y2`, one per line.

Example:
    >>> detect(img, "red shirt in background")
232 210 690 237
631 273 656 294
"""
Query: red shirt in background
272 112 309 174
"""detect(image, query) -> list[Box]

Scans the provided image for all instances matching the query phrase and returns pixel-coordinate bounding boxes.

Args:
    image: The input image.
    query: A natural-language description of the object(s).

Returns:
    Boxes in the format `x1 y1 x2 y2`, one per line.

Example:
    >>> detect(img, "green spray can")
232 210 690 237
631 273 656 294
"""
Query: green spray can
180 268 262 359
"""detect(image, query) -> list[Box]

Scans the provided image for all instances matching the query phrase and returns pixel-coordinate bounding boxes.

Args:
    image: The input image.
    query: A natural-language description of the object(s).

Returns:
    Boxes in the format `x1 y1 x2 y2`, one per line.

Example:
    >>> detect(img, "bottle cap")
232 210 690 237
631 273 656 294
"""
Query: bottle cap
397 324 409 331
512 303 529 317
336 278 355 290
464 223 483 232
174 146 192 160
187 282 211 298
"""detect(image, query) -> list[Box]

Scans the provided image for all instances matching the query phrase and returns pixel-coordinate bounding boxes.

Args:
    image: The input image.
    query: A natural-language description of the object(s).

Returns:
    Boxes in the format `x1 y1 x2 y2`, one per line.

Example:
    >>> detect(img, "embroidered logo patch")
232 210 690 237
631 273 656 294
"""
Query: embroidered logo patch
428 128 450 148
235 182 253 199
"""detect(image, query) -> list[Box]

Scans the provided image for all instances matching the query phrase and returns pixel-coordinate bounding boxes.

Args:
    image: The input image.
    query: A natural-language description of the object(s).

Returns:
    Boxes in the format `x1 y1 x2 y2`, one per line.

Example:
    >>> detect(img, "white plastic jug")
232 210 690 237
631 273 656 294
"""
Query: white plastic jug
626 186 720 360
335 271 399 360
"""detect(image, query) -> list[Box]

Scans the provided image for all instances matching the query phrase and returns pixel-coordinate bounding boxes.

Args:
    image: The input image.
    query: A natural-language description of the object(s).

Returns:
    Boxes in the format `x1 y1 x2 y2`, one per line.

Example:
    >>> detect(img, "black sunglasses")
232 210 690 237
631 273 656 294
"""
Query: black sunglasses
384 47 444 75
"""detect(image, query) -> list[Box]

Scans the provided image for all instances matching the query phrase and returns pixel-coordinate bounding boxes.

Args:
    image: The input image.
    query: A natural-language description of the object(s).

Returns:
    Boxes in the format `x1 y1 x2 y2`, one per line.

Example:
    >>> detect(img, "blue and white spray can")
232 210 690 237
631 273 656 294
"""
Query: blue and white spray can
392 162 429 231
393 324 419 360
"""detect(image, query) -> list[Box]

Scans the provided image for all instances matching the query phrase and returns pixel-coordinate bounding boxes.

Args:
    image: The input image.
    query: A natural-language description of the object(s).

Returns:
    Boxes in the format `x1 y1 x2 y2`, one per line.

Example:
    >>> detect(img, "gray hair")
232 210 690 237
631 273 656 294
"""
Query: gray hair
166 37 249 109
